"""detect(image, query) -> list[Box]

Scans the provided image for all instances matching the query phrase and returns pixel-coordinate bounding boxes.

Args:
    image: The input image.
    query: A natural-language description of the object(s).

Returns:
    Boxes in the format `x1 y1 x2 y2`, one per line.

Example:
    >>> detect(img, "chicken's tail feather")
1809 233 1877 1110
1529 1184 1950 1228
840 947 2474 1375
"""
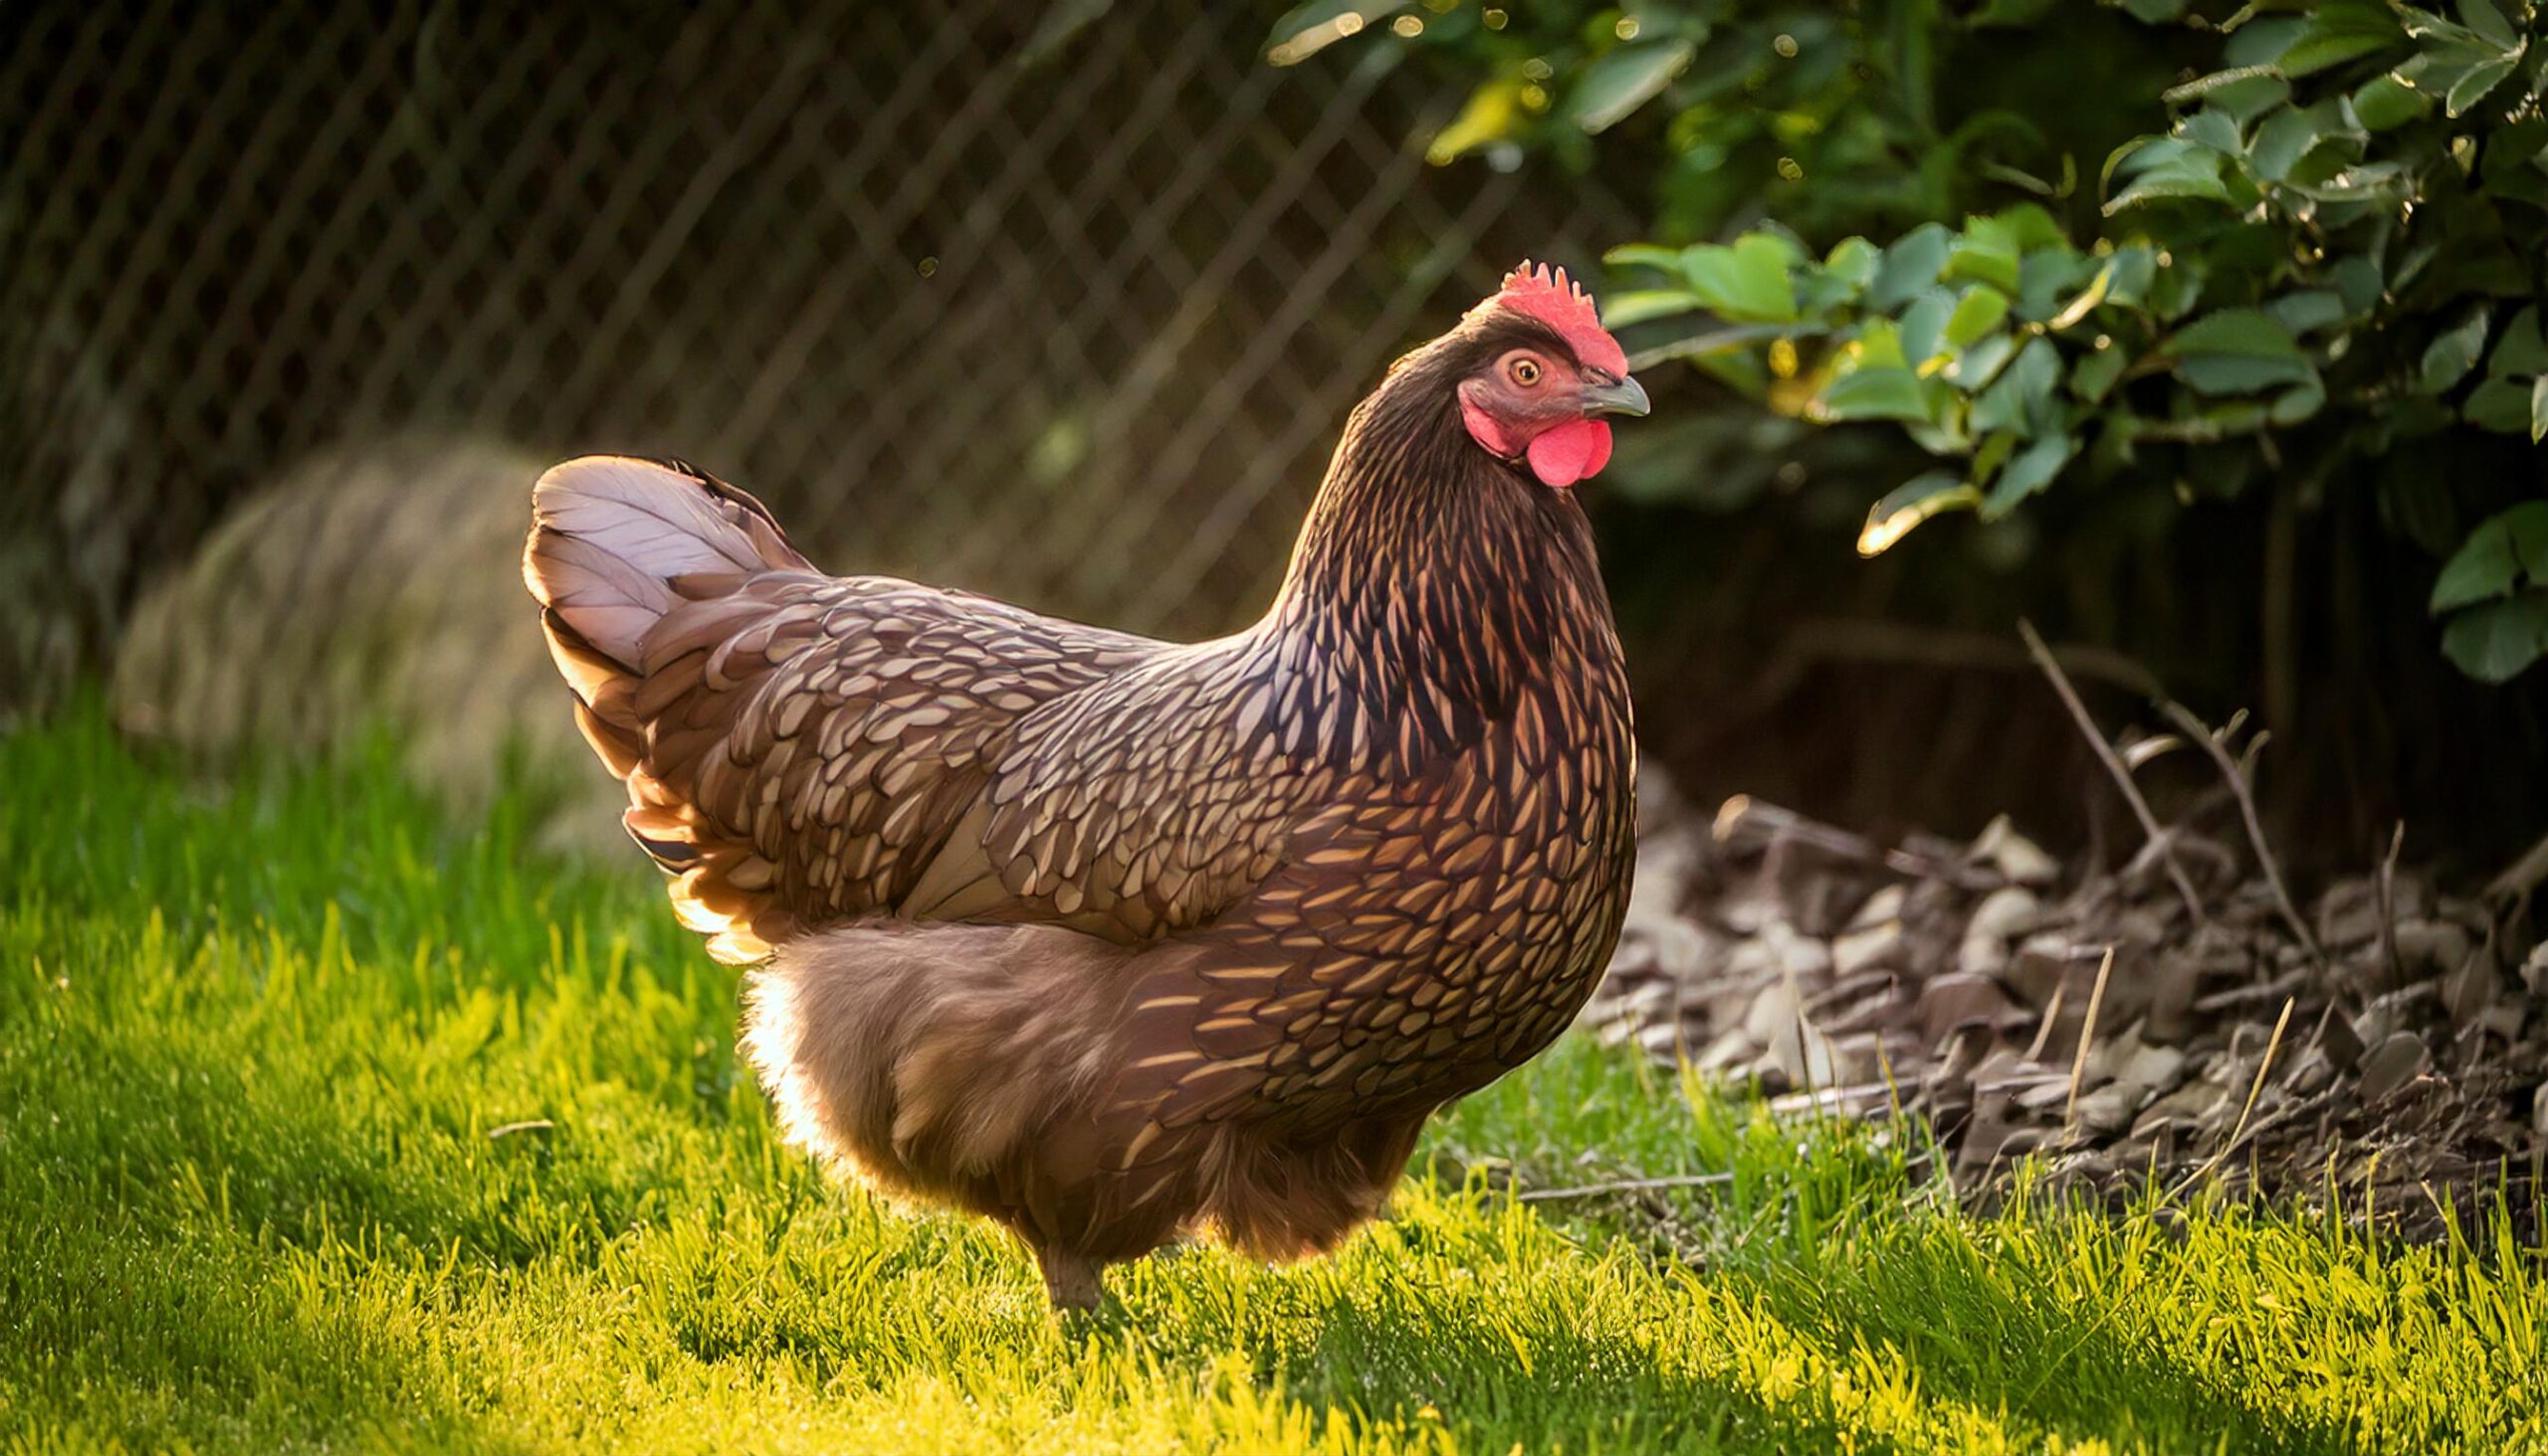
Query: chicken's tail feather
524 454 809 674
525 456 818 959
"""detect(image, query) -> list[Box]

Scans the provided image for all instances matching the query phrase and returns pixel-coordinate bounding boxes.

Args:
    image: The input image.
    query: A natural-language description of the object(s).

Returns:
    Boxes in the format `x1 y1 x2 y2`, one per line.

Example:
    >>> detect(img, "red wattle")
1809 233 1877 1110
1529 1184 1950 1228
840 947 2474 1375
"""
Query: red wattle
1526 418 1612 488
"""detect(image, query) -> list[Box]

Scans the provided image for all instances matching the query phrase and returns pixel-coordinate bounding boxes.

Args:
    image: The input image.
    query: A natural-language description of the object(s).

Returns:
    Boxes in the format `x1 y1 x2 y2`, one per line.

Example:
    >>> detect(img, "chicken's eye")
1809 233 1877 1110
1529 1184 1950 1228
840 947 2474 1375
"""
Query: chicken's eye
1509 356 1543 386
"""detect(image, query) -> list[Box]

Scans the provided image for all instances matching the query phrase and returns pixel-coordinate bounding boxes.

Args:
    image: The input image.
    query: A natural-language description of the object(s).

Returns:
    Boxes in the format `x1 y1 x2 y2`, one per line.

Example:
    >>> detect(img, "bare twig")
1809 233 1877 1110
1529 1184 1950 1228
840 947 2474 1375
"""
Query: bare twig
1713 795 1998 889
2063 946 2116 1132
1713 794 1882 862
2485 828 2548 902
2159 700 2320 961
1739 618 2169 715
2376 821 2406 990
1518 1172 1737 1203
2018 619 2208 927
2169 996 2296 1199
2021 978 2068 1065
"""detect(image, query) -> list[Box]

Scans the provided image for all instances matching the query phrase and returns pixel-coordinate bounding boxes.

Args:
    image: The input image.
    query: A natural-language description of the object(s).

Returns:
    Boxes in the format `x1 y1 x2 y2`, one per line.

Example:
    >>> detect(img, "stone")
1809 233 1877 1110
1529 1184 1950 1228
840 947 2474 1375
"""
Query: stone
1832 921 1903 978
1972 815 2060 885
2358 1033 2429 1105
1966 886 2042 943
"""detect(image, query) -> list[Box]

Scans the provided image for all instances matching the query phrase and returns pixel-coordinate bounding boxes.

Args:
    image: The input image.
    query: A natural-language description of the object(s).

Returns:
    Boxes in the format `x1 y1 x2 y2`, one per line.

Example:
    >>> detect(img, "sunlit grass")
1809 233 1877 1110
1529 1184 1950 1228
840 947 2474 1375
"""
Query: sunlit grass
3 705 2541 1453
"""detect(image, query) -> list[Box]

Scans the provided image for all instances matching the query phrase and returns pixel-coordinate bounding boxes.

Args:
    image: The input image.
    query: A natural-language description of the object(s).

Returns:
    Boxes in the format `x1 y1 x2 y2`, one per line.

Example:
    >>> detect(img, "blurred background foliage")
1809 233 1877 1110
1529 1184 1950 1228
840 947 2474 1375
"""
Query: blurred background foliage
6 0 2542 875
1288 0 2548 869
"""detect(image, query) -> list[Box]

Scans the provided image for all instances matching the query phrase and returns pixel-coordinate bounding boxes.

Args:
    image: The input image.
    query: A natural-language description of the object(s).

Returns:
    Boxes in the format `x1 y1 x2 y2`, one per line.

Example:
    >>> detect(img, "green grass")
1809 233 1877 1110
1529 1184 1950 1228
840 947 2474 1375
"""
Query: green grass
3 706 2542 1454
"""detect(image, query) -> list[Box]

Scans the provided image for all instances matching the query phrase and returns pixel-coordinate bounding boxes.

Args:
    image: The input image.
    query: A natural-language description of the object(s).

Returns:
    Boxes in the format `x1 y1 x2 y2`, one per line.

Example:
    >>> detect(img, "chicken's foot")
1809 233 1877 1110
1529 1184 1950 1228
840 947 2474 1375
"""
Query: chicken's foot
1034 1245 1104 1313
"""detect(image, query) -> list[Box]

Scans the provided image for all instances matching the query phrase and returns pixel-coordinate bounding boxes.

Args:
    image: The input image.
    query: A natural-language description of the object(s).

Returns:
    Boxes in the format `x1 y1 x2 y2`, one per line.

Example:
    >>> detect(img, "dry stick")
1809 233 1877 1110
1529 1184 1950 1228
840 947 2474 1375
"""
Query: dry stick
1518 1172 1737 1203
2159 700 2321 961
2021 978 2069 1065
2018 619 2209 927
2168 996 2297 1199
2063 946 2117 1132
1715 795 1996 889
2376 820 2407 990
2484 827 2548 901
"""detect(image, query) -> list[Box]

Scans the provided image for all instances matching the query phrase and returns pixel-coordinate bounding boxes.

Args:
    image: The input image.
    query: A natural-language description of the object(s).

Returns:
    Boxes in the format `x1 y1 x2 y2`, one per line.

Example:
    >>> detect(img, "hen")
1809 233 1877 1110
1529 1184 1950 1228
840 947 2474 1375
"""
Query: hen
523 265 1646 1309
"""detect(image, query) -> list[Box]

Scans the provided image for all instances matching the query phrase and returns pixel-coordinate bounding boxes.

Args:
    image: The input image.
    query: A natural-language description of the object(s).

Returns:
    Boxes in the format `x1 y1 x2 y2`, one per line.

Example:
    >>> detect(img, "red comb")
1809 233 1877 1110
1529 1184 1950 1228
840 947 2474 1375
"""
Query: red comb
1485 260 1628 375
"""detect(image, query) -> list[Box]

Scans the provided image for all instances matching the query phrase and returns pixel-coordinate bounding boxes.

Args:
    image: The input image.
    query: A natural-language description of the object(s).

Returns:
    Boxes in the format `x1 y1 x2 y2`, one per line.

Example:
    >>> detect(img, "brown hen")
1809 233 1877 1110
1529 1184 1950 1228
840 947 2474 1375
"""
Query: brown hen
524 265 1647 1309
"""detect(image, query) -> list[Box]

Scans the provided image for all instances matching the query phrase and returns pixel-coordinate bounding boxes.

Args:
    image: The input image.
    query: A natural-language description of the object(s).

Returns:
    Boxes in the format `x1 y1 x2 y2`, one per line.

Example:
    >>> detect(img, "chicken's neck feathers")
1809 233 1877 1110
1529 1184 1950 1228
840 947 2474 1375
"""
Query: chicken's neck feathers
1252 368 1620 774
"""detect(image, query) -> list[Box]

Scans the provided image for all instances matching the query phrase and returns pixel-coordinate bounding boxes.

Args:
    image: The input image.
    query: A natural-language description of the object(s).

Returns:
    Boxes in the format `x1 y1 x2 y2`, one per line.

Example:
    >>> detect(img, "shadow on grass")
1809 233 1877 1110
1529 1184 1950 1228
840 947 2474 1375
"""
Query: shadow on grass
0 1201 526 1454
1727 1220 2347 1455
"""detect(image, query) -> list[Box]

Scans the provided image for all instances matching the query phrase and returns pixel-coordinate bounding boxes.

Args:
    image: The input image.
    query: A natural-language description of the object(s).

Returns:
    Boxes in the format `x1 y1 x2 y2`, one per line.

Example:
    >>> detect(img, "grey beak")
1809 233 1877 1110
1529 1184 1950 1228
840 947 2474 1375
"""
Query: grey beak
1583 373 1650 418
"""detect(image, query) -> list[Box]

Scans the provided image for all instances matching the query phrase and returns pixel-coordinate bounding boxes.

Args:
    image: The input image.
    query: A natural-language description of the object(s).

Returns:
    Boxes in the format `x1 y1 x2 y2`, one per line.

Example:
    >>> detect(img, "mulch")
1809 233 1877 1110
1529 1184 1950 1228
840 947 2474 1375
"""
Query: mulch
1590 655 2546 1240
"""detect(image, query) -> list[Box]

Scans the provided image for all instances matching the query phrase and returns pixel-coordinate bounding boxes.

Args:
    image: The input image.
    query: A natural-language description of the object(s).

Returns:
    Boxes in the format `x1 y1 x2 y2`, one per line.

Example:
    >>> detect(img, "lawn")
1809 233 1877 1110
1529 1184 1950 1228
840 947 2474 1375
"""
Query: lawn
3 708 2541 1454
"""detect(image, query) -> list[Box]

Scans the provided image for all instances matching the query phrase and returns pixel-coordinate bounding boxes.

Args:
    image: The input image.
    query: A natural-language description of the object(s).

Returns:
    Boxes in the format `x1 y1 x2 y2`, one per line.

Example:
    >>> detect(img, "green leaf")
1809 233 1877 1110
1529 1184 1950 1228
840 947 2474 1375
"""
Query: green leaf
1818 366 1931 422
2330 255 2385 317
1265 1 1409 64
2534 374 2548 443
2178 107 2245 156
1898 290 1956 370
2430 502 2548 611
2441 590 2548 681
2419 306 2493 393
2271 377 2327 425
2275 0 2410 76
1852 319 1913 371
2395 10 2529 116
2070 343 2128 403
1946 332 2019 391
2248 102 2359 181
1797 242 1879 313
2016 250 2092 324
2172 310 2306 361
2226 14 2309 66
2498 308 2548 376
2266 290 2348 336
1681 234 1801 322
2170 309 2315 394
1427 81 1526 163
1983 432 2079 518
1822 238 1882 291
2163 66 2290 121
2147 252 2208 321
1946 216 2024 294
1599 290 1707 328
1970 338 2062 436
2352 72 2434 129
2445 51 2521 115
2465 377 2537 431
2459 0 2518 49
2101 248 2159 309
1605 244 1689 275
2104 140 2231 214
1857 471 1982 556
1991 204 2069 254
1868 224 1954 312
2177 354 2319 394
1692 348 1769 397
1944 288 2014 349
2285 158 2413 203
1569 38 1697 133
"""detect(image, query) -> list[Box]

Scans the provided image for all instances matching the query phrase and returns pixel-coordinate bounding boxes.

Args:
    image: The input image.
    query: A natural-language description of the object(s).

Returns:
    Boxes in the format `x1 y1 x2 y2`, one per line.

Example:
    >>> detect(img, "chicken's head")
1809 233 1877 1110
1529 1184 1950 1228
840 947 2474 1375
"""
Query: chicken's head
1454 262 1648 489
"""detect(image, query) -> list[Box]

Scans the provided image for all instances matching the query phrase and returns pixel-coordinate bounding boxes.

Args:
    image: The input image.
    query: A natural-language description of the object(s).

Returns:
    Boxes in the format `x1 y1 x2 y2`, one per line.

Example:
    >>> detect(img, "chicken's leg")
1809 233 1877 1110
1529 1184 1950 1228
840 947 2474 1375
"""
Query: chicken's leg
1034 1245 1104 1313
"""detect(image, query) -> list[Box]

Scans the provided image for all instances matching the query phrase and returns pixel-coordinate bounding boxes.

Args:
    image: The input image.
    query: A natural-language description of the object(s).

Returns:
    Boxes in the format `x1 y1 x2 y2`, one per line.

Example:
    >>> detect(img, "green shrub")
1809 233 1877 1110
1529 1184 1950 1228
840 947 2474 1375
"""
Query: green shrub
1281 0 2548 682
